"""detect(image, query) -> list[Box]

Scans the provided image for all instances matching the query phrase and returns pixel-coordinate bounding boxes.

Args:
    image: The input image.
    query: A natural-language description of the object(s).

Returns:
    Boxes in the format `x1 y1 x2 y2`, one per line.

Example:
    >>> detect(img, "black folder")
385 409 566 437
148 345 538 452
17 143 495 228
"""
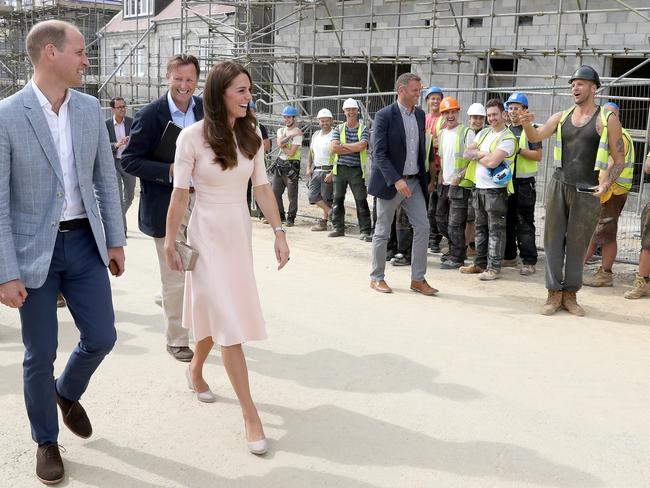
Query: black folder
153 121 183 163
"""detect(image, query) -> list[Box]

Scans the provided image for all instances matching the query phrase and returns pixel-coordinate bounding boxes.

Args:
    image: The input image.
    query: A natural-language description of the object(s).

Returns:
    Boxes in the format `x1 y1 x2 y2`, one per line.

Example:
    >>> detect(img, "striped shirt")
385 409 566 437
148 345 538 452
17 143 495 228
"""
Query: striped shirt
332 123 369 167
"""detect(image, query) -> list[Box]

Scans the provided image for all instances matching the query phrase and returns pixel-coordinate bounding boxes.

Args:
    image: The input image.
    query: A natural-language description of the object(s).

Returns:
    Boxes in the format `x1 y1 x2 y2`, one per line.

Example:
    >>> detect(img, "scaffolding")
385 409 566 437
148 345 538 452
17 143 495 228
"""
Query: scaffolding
0 0 121 98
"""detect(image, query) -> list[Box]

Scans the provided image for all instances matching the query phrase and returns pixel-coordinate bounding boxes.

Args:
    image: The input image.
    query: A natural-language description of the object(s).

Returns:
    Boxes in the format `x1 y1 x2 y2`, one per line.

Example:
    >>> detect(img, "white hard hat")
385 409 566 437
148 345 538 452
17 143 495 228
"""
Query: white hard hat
467 102 486 117
342 98 359 110
317 108 333 119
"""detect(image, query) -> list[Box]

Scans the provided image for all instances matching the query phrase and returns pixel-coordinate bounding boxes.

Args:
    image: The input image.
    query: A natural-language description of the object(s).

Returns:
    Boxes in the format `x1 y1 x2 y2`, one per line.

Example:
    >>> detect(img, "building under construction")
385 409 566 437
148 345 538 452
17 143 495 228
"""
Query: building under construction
0 0 648 259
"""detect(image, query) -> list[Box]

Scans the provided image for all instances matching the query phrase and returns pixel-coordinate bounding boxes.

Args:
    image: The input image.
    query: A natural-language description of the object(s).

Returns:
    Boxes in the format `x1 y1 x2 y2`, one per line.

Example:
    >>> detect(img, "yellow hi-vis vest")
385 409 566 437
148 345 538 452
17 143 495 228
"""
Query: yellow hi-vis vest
437 124 470 185
278 126 302 161
464 127 519 194
424 115 445 171
333 123 367 178
604 127 634 191
513 126 540 178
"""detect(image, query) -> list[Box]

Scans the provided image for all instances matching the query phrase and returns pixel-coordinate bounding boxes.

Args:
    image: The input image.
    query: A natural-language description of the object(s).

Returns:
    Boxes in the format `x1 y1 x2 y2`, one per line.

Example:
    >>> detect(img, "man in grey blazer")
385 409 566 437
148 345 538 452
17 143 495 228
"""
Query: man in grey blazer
0 20 125 485
105 97 134 234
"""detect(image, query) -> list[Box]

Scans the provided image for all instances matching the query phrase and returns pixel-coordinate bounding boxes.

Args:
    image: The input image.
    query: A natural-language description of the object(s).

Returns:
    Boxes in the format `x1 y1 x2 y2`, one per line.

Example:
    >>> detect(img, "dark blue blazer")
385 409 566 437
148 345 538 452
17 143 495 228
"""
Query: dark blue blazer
121 94 203 238
368 102 428 200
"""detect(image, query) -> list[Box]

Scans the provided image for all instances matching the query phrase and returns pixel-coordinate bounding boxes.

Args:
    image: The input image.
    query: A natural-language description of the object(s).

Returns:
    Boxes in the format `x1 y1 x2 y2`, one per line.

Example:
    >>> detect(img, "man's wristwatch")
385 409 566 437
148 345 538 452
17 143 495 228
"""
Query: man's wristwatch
273 226 286 234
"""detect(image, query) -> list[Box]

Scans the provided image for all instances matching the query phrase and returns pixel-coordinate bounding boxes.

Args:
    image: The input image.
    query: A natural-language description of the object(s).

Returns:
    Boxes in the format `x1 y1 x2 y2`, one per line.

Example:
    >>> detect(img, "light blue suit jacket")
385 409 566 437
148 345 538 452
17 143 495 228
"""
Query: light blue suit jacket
0 82 126 289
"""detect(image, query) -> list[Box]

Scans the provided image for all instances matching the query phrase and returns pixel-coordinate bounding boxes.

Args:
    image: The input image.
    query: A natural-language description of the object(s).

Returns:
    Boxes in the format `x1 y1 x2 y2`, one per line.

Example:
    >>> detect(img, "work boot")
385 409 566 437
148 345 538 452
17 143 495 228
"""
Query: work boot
583 266 613 287
478 268 500 281
623 274 650 299
429 241 442 253
359 232 373 242
466 243 476 256
562 290 585 316
502 258 518 268
541 290 563 316
459 264 484 274
520 264 536 276
328 229 344 237
391 253 410 267
56 293 66 308
440 260 463 270
286 218 295 227
311 219 327 232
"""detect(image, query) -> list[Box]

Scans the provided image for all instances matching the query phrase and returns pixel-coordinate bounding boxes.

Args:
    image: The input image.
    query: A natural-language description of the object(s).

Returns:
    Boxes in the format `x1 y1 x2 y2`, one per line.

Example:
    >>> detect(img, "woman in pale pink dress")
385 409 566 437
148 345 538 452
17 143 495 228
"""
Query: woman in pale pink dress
164 62 290 455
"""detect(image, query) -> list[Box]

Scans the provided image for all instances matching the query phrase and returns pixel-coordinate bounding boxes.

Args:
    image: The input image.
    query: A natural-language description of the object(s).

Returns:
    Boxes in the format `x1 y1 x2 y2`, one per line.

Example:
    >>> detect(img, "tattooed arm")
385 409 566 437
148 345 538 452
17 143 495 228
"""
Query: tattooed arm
595 113 625 198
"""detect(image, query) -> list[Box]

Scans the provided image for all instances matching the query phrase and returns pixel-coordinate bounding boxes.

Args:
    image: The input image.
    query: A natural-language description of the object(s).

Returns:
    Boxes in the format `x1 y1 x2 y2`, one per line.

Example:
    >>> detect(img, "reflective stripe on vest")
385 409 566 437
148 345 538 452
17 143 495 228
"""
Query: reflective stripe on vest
438 124 470 183
606 128 635 190
279 126 302 161
554 106 608 170
333 123 367 178
464 127 518 194
514 128 539 178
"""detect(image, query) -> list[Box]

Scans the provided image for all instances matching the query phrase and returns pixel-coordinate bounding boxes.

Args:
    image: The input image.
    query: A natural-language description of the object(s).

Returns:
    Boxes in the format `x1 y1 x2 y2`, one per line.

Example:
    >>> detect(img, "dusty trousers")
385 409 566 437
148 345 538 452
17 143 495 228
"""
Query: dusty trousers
473 187 508 271
504 177 538 265
544 176 600 292
447 185 472 263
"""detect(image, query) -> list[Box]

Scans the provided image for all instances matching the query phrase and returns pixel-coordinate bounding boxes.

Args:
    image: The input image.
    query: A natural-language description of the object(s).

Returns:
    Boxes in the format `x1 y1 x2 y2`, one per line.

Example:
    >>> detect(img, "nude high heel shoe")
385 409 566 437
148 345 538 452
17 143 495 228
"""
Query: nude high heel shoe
185 366 218 403
247 438 268 455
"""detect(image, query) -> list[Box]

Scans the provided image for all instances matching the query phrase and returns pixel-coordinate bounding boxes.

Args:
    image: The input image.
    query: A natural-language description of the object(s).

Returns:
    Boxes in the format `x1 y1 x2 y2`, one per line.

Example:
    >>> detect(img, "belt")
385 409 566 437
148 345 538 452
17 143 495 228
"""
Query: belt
189 187 195 194
314 165 333 171
403 174 419 180
59 218 90 232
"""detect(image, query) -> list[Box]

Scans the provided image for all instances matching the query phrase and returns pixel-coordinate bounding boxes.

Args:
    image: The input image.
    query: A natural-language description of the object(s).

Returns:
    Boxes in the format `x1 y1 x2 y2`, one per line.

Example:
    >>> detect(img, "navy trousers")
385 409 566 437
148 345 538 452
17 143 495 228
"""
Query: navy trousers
19 226 116 445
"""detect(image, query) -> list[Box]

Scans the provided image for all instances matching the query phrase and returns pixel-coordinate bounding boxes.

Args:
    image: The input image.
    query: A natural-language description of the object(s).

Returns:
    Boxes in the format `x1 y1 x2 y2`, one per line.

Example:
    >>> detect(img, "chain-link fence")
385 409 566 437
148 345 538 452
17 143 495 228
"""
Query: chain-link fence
257 81 650 264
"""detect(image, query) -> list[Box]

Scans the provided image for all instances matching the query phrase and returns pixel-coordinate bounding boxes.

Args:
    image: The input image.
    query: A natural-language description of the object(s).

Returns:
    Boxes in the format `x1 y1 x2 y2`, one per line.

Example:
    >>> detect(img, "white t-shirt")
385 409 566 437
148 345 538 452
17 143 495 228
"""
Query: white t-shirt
310 129 334 167
439 126 459 185
474 128 516 189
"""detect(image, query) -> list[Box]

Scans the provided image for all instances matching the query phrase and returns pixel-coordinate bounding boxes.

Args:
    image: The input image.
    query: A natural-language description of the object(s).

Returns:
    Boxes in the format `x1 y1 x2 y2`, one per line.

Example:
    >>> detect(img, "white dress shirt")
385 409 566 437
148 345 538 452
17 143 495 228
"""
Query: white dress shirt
32 80 86 222
113 115 126 159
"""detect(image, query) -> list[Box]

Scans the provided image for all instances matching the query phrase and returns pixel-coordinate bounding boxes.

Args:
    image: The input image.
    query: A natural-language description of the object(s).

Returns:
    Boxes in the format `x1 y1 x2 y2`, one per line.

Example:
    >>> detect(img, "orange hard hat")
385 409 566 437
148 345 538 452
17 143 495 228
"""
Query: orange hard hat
440 96 460 113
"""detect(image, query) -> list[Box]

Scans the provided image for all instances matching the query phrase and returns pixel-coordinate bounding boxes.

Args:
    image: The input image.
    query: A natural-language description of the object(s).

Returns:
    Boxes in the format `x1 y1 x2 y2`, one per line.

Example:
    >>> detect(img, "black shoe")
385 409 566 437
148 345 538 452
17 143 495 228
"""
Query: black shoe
166 345 194 362
36 443 64 485
286 219 295 227
429 242 441 253
359 233 372 242
55 390 92 439
391 253 410 266
328 229 344 238
56 293 66 308
440 253 450 263
440 260 463 269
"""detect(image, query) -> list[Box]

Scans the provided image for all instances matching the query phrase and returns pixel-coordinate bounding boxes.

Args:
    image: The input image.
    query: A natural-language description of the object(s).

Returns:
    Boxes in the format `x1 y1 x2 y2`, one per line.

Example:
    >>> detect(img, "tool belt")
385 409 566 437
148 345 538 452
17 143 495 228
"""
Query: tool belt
271 157 300 179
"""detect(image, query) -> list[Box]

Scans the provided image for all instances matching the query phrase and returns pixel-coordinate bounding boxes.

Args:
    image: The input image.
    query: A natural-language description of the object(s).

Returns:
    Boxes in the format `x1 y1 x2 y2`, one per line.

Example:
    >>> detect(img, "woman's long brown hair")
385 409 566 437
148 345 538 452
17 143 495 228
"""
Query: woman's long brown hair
203 62 261 170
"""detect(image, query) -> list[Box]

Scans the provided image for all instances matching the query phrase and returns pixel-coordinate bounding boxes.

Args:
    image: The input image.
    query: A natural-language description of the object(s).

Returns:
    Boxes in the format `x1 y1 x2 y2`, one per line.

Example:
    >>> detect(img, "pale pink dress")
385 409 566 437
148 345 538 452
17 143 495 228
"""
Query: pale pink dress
173 121 268 346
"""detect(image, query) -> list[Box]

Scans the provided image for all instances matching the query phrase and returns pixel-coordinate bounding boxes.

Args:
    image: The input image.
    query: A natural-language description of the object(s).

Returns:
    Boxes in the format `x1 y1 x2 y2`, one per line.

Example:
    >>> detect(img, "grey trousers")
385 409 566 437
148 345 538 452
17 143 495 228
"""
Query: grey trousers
371 179 430 282
272 169 299 220
544 176 600 292
473 187 508 271
115 158 136 232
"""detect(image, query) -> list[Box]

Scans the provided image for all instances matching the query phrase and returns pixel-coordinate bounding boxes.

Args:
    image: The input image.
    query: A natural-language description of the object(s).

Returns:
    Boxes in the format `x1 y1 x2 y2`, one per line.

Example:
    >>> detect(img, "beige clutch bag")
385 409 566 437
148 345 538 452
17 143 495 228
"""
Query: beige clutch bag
175 240 199 271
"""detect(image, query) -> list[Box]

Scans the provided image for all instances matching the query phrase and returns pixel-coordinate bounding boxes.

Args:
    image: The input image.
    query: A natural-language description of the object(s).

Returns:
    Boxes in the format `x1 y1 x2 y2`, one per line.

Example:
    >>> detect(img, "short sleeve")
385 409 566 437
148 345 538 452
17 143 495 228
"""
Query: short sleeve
361 127 370 142
173 128 195 189
251 129 269 187
332 127 340 143
292 134 303 146
496 138 516 158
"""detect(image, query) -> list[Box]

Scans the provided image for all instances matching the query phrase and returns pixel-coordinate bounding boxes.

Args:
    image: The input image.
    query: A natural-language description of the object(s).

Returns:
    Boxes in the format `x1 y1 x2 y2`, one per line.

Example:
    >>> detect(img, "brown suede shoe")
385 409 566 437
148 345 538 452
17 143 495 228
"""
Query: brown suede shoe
541 290 563 316
562 290 585 316
410 279 438 296
55 391 92 439
36 443 64 485
459 264 485 274
167 345 194 362
370 280 392 293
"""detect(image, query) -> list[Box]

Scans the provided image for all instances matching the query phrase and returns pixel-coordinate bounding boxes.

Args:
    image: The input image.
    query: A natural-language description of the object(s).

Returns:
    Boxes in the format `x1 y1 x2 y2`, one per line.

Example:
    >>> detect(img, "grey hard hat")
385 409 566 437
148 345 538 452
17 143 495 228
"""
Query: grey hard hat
569 65 601 88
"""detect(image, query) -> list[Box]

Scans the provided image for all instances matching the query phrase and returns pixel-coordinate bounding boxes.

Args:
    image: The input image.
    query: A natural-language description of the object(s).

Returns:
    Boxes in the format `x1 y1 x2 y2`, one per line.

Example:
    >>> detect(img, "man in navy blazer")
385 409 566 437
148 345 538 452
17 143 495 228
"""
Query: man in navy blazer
122 54 203 362
368 72 438 296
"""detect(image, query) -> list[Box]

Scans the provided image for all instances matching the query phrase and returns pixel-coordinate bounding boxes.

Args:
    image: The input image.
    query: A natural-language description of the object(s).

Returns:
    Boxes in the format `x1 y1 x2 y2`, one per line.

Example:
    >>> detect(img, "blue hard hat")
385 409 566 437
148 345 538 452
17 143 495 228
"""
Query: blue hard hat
489 162 513 186
424 86 444 99
505 92 529 108
281 106 299 117
248 100 257 110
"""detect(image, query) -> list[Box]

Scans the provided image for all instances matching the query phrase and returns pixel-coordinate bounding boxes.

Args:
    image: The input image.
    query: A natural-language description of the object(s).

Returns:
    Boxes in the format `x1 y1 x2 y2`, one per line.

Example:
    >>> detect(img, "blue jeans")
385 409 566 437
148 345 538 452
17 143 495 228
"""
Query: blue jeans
19 226 116 444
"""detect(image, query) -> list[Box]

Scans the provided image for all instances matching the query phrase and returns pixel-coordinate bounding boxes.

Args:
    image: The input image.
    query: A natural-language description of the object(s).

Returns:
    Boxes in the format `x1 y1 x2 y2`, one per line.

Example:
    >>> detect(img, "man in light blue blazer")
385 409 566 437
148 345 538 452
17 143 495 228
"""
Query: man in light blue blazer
0 20 125 485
